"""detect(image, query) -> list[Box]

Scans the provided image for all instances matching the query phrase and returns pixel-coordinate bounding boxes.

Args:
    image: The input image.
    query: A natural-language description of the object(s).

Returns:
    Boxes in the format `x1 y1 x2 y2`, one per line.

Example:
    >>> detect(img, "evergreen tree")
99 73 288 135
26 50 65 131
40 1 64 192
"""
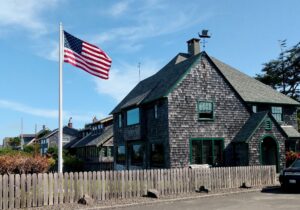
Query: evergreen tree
255 40 300 101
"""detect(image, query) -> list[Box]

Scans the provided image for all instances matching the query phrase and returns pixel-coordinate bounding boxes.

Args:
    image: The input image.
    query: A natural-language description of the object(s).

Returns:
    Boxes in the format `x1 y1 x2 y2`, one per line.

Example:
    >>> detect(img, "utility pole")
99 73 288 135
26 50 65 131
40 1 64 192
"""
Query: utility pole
279 40 287 94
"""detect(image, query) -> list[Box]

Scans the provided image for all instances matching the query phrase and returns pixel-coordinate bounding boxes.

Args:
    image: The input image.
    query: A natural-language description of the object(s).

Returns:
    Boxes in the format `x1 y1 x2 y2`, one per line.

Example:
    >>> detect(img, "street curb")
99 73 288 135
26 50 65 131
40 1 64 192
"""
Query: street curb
79 188 265 210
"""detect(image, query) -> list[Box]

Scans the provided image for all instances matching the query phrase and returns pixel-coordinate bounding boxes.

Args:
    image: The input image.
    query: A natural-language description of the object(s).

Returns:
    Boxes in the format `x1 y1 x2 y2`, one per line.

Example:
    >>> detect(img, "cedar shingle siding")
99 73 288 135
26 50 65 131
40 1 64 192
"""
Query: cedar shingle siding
168 56 250 167
112 40 300 171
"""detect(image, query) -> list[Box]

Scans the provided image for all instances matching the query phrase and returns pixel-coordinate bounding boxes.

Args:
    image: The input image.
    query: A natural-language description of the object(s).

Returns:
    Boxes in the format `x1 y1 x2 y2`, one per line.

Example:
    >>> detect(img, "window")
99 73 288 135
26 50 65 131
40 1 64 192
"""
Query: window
252 105 257 113
271 106 282 122
190 138 223 166
118 114 122 128
151 143 164 167
109 147 113 157
154 104 158 119
126 108 140 125
116 145 126 165
197 101 214 120
130 143 144 166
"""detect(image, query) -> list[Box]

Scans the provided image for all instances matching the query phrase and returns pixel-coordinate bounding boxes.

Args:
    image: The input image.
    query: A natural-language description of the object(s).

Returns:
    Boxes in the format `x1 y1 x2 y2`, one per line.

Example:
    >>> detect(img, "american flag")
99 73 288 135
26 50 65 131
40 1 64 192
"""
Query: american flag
63 31 112 79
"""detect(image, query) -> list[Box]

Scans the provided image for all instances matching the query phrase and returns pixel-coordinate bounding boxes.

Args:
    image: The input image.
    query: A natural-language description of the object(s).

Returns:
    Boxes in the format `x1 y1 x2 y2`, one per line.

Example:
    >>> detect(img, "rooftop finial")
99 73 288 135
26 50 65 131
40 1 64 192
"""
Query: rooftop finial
198 29 211 50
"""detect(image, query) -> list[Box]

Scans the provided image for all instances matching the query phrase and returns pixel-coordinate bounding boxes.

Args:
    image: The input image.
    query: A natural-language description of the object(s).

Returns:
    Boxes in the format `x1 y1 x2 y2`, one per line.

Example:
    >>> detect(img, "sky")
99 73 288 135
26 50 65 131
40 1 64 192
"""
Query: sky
1 0 300 143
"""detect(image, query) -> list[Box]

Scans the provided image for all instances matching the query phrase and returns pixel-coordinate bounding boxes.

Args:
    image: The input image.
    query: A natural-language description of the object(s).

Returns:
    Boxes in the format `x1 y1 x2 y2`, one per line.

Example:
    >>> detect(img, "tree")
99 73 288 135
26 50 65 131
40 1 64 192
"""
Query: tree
7 137 21 148
255 40 300 101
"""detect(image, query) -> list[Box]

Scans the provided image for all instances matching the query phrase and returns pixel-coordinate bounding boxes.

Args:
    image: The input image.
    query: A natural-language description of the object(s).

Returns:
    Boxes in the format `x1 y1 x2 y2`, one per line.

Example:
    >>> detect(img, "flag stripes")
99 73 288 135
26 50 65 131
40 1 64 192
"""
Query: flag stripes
63 31 112 79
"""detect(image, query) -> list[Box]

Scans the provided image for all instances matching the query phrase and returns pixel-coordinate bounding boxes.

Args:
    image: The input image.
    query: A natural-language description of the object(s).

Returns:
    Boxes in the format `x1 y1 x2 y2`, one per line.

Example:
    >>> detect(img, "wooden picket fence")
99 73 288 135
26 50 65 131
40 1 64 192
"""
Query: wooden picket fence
0 165 276 209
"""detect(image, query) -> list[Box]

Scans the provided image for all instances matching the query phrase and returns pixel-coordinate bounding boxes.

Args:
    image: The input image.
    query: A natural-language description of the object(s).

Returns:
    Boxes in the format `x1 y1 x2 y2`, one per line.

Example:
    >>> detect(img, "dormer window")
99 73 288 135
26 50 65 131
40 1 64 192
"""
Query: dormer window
126 108 140 126
271 106 283 122
197 101 214 120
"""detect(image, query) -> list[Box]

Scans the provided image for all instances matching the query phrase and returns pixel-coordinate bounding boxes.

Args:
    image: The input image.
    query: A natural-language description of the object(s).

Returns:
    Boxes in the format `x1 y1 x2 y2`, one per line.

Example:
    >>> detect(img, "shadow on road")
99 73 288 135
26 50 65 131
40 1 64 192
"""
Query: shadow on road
261 186 300 194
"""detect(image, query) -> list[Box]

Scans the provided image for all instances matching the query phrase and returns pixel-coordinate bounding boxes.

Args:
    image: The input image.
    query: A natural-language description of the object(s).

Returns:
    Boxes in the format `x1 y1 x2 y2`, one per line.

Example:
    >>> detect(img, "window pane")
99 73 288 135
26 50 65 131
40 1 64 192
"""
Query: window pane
131 143 144 166
202 141 213 165
214 140 223 166
154 105 158 119
116 145 125 164
118 114 122 128
151 144 164 166
191 141 202 164
252 105 257 113
271 106 282 122
127 108 140 125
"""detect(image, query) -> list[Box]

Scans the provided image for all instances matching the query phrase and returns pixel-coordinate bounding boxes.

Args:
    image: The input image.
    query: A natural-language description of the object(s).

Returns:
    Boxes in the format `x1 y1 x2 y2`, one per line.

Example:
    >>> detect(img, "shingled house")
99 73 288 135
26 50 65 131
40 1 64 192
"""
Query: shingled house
66 116 114 171
111 38 300 171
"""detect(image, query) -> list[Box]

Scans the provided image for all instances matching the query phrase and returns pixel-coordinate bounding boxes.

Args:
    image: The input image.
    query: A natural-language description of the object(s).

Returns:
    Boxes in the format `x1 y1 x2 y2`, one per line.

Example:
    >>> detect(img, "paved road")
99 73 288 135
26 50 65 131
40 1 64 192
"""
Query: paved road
115 189 300 210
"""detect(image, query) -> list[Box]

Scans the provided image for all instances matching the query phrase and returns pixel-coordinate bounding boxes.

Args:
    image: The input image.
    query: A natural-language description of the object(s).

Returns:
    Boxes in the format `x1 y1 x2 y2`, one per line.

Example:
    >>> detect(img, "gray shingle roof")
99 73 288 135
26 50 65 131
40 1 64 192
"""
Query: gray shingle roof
41 126 79 140
281 126 300 138
86 125 113 147
63 136 81 149
71 132 101 148
111 53 201 113
233 112 269 143
111 51 299 114
210 57 300 105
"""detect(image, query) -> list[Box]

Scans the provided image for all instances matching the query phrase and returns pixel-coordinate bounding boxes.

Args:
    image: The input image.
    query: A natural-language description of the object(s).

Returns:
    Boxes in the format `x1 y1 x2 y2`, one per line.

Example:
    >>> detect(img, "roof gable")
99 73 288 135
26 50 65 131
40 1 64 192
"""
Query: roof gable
233 112 269 143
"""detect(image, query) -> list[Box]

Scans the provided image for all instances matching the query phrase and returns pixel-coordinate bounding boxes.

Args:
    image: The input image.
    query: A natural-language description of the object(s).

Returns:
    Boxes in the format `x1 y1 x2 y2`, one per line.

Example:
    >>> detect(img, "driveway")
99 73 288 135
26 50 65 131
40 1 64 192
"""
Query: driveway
111 188 300 210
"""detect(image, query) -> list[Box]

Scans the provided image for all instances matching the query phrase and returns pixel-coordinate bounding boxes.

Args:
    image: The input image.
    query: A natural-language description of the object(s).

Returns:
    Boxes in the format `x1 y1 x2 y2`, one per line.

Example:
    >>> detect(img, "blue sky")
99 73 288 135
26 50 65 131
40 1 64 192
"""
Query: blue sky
1 0 300 143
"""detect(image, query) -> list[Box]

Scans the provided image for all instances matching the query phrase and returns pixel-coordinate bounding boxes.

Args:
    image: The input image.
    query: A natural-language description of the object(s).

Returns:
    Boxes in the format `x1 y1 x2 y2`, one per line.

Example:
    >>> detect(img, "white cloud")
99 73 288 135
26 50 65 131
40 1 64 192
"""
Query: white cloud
94 59 162 101
0 0 58 36
0 99 57 118
93 1 213 51
35 40 59 61
0 99 102 123
107 1 130 17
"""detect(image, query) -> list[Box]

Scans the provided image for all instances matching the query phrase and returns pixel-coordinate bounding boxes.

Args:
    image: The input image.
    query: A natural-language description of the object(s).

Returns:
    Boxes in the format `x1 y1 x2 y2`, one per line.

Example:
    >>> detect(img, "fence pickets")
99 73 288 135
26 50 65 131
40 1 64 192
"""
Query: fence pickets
0 166 276 209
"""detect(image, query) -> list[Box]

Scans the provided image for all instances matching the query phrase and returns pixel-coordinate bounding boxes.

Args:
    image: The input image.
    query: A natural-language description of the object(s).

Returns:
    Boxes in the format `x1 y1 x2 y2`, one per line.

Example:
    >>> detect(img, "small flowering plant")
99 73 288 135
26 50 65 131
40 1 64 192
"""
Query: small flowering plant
286 151 300 167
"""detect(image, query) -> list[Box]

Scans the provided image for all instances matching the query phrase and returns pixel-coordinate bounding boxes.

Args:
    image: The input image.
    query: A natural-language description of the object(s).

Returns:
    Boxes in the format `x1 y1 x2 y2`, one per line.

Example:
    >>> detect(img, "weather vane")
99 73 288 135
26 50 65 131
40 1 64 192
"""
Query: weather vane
198 29 211 50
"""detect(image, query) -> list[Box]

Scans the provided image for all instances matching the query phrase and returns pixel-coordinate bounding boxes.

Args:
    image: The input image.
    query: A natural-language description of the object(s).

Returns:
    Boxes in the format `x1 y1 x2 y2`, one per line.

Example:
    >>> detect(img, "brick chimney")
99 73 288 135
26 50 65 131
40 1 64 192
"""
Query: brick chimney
187 38 200 55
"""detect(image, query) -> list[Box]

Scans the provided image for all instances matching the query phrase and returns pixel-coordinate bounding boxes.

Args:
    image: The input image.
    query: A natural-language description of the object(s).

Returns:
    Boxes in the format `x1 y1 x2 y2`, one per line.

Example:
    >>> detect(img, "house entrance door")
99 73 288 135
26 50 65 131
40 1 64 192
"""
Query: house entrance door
261 136 278 171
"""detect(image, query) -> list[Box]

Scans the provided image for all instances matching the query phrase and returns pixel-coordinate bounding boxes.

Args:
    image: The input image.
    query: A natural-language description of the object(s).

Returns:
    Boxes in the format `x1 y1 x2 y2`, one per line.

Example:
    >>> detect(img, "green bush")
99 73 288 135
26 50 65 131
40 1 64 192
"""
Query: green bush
47 147 84 172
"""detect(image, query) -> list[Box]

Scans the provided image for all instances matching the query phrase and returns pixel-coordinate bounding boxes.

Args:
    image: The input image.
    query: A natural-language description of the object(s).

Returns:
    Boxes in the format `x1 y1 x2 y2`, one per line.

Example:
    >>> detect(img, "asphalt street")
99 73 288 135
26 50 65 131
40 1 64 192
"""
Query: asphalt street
114 189 300 210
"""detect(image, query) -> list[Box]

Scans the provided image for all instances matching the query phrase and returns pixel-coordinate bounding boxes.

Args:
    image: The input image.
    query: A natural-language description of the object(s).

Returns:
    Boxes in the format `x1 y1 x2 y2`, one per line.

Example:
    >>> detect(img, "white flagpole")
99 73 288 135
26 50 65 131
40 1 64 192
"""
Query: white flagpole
58 22 64 173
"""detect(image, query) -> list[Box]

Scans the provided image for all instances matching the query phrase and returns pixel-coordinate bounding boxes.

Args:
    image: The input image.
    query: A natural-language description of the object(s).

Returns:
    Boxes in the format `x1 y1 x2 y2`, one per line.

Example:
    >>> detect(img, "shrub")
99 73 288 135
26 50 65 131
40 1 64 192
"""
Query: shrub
47 146 84 172
0 153 53 174
23 144 40 155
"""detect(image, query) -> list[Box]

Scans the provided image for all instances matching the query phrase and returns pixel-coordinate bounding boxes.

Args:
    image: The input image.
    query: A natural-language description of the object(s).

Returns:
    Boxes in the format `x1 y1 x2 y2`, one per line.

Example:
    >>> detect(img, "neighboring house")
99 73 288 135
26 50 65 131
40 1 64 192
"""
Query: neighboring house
69 116 114 171
38 123 78 155
26 126 51 146
20 134 35 146
111 38 300 171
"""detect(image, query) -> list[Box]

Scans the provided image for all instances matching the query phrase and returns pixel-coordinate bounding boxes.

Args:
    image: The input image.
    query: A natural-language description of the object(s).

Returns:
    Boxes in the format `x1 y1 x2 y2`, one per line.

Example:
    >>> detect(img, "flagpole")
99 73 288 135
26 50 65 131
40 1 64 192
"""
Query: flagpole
58 22 63 173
